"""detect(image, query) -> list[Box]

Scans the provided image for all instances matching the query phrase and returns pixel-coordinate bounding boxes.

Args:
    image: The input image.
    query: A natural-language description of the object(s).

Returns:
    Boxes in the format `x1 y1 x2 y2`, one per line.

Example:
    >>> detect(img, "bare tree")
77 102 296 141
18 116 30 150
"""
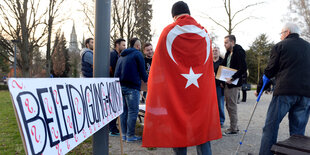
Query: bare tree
289 0 310 41
80 0 95 36
0 0 49 77
81 0 153 47
45 0 65 77
206 0 264 35
126 0 137 45
32 47 46 77
81 0 134 46
111 0 129 41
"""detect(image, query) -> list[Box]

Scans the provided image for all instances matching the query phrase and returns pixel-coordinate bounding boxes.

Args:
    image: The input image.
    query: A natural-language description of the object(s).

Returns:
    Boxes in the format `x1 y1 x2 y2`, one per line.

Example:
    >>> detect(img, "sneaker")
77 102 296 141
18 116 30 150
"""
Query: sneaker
122 136 126 141
126 136 142 142
224 130 238 135
109 132 120 136
225 131 238 134
224 128 239 134
222 132 227 136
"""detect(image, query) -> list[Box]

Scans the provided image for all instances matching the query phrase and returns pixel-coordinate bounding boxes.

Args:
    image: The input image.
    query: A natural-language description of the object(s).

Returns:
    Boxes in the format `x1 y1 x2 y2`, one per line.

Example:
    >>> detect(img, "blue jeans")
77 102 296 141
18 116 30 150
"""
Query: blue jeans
172 141 212 155
259 96 310 155
120 86 140 137
216 86 225 125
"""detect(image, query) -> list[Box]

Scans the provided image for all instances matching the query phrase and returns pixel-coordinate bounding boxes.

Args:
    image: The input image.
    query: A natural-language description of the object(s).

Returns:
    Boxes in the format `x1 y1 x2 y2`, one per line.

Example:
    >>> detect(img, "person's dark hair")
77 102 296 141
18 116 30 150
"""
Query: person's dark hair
114 38 125 48
130 38 139 48
143 43 152 49
171 1 190 17
225 35 236 43
85 38 93 47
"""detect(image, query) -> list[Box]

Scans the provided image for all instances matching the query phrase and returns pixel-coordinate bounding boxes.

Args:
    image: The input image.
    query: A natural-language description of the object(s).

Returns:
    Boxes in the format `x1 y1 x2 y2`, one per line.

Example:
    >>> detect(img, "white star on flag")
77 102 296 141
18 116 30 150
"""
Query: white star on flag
181 67 203 88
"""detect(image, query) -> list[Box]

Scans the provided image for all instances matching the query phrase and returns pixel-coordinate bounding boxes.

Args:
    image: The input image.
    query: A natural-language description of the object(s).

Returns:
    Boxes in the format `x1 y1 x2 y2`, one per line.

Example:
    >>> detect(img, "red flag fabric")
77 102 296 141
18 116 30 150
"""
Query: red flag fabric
142 15 222 148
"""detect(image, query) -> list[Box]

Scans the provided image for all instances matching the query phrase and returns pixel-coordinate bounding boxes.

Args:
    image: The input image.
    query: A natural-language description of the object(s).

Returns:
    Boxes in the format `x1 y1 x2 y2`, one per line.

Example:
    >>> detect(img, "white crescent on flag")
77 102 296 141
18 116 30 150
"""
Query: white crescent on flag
166 25 211 65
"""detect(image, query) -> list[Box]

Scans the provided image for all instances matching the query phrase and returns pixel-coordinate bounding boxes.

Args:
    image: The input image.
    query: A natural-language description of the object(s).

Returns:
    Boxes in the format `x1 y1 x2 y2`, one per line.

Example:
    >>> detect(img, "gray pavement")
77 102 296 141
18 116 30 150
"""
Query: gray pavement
109 90 310 155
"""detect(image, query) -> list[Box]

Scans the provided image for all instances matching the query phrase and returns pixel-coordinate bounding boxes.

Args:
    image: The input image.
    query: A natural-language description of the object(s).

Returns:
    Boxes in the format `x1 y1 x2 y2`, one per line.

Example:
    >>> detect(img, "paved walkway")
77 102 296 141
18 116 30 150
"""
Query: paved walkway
109 91 310 155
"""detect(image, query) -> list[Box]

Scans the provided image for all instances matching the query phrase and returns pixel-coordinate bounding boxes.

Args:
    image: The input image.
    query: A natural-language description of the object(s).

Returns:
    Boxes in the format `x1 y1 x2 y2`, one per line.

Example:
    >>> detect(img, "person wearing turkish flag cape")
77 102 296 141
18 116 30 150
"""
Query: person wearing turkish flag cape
142 1 222 154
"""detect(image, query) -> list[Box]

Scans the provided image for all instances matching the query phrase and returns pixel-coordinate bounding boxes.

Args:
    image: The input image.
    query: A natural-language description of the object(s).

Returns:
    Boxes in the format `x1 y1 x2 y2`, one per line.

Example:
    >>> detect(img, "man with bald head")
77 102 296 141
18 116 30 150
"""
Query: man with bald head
257 23 310 155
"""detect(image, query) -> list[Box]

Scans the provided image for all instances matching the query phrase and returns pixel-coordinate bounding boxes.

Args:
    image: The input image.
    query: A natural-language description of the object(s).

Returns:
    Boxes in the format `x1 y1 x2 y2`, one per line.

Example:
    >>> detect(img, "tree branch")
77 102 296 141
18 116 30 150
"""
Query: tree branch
232 2 264 21
232 16 252 30
208 15 229 33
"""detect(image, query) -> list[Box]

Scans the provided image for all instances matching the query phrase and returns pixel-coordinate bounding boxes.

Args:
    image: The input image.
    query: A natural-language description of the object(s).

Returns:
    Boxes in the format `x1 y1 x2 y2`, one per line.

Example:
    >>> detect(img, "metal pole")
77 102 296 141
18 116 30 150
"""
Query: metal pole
235 75 270 154
93 0 111 155
235 100 259 155
14 43 17 77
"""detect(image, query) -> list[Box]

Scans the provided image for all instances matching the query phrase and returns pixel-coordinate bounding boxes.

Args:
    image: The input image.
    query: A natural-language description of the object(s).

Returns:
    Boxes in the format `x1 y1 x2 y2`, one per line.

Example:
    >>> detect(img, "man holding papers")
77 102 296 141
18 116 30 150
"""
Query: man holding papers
221 35 247 134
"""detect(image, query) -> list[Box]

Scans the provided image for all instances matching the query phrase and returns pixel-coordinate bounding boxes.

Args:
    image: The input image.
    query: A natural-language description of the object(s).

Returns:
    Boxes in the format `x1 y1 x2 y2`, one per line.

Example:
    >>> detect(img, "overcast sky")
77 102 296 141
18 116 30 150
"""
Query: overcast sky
62 0 290 54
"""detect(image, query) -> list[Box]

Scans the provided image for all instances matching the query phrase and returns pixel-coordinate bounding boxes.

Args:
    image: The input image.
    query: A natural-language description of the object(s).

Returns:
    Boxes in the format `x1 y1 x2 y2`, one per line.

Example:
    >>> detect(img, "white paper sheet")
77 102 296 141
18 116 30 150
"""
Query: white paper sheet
217 66 239 85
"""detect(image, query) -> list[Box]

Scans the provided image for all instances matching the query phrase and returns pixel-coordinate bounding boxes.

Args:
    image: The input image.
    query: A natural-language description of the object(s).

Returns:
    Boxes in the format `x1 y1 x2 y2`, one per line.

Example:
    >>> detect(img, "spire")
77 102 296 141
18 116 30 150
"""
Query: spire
69 21 79 52
71 22 76 35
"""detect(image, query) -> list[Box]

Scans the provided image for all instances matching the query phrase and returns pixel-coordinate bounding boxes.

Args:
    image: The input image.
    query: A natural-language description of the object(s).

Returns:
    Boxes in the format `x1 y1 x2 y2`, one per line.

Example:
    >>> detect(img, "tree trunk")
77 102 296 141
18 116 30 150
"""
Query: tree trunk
20 0 31 77
46 16 53 77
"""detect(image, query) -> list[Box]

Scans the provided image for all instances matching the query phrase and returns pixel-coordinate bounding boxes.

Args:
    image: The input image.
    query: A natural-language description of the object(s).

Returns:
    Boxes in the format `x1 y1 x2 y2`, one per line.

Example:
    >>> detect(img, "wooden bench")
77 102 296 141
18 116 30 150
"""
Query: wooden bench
271 135 310 155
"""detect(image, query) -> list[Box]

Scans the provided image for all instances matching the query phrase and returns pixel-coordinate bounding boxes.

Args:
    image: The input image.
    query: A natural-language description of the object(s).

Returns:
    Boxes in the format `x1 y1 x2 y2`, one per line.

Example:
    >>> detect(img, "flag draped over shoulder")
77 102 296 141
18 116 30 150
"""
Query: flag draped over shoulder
142 15 222 148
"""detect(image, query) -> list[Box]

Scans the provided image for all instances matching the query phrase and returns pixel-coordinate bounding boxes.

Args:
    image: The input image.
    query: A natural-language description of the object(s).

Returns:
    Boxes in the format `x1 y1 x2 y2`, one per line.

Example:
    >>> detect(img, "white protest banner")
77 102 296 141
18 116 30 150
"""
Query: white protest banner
8 78 123 155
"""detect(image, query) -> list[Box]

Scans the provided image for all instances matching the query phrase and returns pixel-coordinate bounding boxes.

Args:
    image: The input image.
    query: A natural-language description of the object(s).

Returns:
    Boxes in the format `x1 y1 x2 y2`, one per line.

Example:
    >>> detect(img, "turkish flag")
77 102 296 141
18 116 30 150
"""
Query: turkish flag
142 15 222 148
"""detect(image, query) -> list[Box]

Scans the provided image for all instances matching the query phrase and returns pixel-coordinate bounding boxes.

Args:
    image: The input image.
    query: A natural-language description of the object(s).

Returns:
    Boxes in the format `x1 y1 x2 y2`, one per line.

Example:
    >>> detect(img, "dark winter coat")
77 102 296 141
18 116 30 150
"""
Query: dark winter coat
221 44 247 88
257 33 310 97
114 48 148 90
213 57 223 86
110 49 119 77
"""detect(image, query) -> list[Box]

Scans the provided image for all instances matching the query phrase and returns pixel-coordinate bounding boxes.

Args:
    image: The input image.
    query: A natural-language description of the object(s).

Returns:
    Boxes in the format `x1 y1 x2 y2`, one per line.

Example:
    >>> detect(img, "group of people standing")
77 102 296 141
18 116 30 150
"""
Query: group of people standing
80 1 310 155
80 37 154 142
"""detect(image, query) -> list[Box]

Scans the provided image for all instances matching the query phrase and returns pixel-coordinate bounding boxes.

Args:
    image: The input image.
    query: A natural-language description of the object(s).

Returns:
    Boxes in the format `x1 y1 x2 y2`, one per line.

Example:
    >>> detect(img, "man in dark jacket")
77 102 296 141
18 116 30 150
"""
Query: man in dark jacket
110 38 126 77
213 46 225 127
257 23 310 155
109 38 126 136
114 37 148 142
141 43 154 103
221 35 247 134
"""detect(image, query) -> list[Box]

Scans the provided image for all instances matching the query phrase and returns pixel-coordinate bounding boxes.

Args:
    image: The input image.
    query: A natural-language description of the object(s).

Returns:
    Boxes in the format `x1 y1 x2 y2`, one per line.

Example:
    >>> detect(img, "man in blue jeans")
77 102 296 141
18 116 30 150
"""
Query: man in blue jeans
114 38 148 142
213 46 225 127
256 23 310 155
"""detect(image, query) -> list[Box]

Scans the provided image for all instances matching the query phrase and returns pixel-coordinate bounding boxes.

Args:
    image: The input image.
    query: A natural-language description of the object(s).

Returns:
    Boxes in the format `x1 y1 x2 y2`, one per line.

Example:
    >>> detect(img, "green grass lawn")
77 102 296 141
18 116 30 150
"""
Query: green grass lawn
0 90 93 155
0 90 25 154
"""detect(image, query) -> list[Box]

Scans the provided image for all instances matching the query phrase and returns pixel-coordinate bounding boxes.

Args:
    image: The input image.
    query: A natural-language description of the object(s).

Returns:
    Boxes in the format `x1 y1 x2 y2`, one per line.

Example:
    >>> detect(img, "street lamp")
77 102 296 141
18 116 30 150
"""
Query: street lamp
11 40 19 77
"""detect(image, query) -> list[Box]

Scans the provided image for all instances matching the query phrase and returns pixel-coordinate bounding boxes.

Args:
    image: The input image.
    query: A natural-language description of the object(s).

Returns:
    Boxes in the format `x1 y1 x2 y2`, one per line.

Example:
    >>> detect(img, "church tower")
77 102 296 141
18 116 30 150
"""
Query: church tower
69 23 79 52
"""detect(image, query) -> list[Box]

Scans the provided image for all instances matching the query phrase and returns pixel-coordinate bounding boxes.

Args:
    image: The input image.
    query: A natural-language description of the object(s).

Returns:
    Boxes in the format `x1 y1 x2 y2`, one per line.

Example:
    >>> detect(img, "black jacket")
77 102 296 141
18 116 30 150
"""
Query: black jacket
221 44 247 88
114 48 148 90
214 57 223 86
257 33 310 97
144 57 152 75
110 50 119 77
